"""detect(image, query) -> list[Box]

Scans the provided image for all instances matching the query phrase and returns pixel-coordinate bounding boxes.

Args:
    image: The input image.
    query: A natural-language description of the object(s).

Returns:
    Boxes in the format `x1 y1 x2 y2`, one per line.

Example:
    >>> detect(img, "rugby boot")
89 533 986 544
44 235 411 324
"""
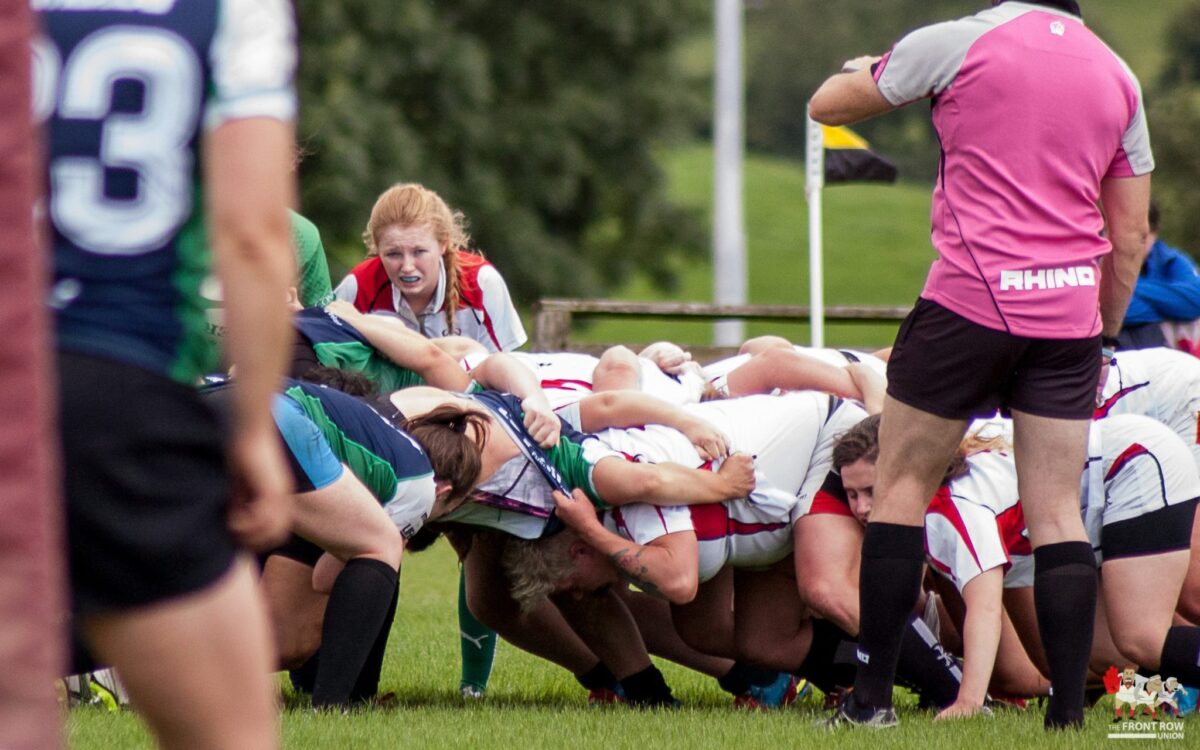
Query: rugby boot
824 690 898 729
587 683 627 706
734 673 799 710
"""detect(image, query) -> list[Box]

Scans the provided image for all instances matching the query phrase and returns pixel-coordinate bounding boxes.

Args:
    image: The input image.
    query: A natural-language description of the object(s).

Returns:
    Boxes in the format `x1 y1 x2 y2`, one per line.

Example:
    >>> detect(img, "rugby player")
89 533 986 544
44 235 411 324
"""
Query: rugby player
335 183 526 351
505 391 964 709
259 379 484 708
835 413 1200 717
394 384 754 705
37 0 298 745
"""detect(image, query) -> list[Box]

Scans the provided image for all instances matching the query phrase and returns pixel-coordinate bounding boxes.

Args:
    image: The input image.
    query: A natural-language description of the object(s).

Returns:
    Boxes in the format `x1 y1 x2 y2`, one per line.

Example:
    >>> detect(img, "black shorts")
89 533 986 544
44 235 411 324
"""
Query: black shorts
59 352 237 615
887 299 1101 420
268 534 324 567
1102 498 1198 561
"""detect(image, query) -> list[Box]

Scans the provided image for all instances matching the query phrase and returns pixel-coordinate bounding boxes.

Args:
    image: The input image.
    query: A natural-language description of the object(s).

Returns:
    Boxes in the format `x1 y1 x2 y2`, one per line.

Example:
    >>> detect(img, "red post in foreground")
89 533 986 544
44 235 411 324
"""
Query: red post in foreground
0 1 66 747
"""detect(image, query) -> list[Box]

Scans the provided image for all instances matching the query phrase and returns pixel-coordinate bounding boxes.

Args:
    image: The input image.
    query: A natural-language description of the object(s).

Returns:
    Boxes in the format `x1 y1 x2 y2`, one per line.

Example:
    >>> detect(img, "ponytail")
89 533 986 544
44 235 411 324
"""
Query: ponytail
402 405 489 509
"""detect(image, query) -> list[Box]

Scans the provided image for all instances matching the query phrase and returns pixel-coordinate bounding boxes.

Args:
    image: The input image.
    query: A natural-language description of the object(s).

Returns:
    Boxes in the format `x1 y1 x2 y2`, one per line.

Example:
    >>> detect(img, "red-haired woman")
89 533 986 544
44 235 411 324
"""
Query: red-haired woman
335 183 525 352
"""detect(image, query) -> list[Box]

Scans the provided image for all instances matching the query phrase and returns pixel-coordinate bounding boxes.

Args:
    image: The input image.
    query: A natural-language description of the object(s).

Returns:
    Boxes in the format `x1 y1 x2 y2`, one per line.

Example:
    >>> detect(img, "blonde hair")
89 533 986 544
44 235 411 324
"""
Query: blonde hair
501 534 577 613
945 428 1012 481
362 183 475 333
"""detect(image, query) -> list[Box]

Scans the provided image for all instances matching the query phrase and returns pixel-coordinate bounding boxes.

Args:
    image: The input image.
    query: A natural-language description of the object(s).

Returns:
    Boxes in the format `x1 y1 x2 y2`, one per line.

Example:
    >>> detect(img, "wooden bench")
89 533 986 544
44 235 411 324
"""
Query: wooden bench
530 298 910 358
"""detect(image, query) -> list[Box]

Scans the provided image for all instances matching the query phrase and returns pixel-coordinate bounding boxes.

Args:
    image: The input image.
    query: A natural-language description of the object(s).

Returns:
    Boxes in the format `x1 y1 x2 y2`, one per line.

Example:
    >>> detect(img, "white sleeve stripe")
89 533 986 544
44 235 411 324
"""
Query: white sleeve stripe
204 91 296 130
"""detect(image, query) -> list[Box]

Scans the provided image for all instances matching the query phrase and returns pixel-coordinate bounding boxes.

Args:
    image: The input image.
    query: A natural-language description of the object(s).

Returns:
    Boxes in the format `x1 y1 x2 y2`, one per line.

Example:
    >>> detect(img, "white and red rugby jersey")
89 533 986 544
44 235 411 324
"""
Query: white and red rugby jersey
335 252 526 352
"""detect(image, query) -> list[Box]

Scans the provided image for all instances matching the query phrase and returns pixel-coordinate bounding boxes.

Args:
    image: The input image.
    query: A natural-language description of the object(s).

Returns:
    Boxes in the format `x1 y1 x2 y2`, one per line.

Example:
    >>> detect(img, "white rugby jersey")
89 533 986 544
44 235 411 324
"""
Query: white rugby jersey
595 392 868 580
926 415 1200 591
702 346 887 398
464 351 703 412
1079 414 1200 558
606 501 792 584
1096 347 1200 466
924 450 1026 593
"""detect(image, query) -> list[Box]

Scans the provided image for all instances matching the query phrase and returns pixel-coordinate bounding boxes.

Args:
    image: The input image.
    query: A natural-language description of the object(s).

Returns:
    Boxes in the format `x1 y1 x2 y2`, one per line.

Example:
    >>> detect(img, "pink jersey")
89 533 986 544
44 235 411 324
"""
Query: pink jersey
874 2 1153 338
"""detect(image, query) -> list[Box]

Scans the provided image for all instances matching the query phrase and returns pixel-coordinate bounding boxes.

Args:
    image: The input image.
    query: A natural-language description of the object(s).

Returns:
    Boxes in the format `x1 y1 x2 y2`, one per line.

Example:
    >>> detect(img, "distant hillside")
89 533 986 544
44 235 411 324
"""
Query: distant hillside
571 1 1192 350
573 144 933 349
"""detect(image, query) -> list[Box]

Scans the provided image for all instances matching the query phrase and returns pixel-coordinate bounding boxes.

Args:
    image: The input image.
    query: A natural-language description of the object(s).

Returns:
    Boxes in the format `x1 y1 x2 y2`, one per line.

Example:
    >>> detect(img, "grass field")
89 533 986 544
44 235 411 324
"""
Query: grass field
68 542 1166 749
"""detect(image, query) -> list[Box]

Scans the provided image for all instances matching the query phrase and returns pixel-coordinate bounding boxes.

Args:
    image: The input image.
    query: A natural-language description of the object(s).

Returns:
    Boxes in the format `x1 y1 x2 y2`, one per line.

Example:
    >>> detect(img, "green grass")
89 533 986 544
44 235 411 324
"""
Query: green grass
67 542 1169 748
571 144 934 349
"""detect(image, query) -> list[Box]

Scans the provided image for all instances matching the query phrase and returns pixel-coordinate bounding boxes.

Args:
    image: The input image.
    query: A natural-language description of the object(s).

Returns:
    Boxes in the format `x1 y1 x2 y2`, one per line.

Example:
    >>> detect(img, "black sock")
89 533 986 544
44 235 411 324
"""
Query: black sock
852 522 926 712
1033 541 1097 730
620 664 678 707
895 614 962 709
312 558 399 709
349 580 400 704
1159 626 1200 684
796 619 857 694
289 650 319 695
575 662 618 691
717 661 777 695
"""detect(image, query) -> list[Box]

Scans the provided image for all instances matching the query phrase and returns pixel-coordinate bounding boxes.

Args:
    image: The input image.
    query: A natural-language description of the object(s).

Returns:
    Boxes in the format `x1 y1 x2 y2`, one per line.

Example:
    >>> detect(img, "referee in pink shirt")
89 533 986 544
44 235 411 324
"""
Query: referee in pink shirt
811 0 1154 730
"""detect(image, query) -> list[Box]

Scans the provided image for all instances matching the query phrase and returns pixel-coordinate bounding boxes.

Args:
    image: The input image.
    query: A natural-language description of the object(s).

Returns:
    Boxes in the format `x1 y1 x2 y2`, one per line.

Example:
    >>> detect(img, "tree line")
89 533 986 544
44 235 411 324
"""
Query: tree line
295 0 1200 302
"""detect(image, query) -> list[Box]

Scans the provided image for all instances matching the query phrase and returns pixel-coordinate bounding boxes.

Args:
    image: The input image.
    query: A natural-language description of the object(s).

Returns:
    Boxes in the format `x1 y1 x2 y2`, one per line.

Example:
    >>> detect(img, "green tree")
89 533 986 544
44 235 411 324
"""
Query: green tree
1147 2 1200 251
743 0 968 181
295 0 708 301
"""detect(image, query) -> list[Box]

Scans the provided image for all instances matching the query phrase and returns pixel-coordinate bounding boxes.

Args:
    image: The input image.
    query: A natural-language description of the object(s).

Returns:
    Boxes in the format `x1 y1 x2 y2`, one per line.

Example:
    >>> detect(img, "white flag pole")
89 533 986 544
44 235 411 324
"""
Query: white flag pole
804 113 825 348
712 0 746 346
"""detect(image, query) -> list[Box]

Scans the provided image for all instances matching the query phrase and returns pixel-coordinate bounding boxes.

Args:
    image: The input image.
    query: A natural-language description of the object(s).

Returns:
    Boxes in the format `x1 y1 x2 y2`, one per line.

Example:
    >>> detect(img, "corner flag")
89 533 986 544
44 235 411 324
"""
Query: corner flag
821 125 898 184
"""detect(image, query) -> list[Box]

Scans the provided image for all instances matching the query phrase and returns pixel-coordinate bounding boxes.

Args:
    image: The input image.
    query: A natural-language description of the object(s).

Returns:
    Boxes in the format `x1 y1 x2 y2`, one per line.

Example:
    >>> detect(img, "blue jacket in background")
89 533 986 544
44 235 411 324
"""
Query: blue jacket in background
1122 239 1200 325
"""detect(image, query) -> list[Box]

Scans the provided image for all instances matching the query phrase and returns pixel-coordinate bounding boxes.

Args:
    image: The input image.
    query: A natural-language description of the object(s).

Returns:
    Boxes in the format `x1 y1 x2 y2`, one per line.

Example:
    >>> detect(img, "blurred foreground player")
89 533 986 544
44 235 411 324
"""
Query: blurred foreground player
36 0 299 747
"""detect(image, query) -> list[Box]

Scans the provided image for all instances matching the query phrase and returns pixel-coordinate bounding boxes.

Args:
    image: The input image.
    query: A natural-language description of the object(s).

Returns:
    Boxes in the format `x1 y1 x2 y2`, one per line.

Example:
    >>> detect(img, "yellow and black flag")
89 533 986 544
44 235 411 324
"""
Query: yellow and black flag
821 125 898 184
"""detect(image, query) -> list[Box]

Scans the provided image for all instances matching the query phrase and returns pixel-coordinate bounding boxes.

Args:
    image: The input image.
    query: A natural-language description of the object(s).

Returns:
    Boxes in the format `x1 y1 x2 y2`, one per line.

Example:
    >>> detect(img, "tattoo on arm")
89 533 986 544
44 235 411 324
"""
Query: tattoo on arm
607 547 661 597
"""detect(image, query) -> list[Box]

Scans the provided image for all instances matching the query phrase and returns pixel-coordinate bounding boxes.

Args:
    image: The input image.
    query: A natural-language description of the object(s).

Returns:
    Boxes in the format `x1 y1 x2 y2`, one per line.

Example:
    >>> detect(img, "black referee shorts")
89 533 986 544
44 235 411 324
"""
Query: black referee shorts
887 298 1101 421
59 351 238 615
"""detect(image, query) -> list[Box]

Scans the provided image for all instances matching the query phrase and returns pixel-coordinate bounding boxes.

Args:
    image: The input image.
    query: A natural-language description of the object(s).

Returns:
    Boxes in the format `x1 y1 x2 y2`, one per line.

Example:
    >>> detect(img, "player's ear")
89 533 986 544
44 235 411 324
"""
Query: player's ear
568 536 592 560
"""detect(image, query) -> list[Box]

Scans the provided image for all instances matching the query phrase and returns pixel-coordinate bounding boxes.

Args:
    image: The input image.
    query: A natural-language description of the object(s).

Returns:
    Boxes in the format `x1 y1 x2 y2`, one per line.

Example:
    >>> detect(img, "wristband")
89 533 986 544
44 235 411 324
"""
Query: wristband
1102 335 1119 349
1101 347 1116 361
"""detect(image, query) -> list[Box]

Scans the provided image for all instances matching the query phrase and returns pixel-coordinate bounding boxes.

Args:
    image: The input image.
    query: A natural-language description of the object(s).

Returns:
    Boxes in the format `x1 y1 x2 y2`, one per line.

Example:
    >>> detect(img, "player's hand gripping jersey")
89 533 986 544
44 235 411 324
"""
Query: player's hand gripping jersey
439 390 624 539
595 393 868 581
